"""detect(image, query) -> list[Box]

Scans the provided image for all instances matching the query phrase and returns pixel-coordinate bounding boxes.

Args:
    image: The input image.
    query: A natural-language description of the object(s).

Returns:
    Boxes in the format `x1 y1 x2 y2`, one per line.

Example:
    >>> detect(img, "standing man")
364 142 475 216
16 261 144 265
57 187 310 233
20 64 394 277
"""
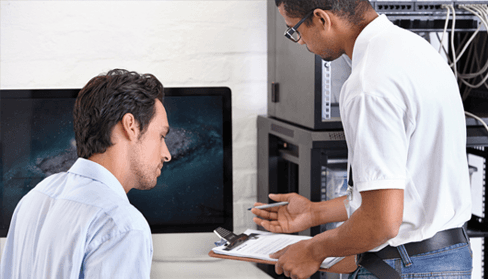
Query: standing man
253 0 472 278
0 69 171 278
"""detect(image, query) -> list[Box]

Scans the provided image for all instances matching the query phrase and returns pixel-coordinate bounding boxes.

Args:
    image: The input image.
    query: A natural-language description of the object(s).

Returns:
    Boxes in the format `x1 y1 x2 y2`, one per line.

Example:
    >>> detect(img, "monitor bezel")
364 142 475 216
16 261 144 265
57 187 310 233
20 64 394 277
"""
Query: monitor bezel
0 87 233 236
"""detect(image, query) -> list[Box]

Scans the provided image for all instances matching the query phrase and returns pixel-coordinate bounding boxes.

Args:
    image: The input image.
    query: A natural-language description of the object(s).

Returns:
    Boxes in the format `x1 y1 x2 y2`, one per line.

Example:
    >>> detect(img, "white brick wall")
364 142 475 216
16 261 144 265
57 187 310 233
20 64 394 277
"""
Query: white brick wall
0 0 267 234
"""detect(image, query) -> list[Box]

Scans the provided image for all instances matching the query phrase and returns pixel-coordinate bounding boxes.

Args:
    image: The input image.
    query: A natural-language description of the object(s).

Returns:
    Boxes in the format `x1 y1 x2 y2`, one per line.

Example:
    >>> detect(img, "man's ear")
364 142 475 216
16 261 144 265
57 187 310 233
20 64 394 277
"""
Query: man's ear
121 113 139 141
313 8 332 31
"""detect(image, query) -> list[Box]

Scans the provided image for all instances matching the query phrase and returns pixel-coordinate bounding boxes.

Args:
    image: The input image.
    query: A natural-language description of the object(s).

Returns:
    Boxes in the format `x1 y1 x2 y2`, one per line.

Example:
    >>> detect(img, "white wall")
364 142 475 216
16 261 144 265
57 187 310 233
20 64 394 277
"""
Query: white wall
0 0 267 234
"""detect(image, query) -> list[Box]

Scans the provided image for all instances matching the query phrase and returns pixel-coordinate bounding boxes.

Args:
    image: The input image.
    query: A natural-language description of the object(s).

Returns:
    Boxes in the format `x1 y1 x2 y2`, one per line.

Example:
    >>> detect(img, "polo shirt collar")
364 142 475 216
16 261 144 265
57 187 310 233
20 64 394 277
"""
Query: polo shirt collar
68 158 128 201
352 14 392 67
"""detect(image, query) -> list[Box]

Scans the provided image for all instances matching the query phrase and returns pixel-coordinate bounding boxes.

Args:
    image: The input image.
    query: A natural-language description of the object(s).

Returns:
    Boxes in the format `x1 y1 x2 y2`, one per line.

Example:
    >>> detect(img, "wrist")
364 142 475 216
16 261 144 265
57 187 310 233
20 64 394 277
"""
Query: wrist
310 200 331 227
307 234 329 261
309 201 322 228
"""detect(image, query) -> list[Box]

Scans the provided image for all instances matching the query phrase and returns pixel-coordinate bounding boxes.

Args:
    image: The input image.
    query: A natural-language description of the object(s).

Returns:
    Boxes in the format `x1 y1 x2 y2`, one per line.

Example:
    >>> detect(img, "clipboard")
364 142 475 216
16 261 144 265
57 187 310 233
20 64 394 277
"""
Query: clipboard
208 250 331 272
213 226 260 250
209 227 353 272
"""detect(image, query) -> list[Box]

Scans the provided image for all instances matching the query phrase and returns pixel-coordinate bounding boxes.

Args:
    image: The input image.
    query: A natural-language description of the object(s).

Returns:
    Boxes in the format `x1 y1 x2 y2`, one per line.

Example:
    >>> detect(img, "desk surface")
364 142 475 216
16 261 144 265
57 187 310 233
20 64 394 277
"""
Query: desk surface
150 259 273 279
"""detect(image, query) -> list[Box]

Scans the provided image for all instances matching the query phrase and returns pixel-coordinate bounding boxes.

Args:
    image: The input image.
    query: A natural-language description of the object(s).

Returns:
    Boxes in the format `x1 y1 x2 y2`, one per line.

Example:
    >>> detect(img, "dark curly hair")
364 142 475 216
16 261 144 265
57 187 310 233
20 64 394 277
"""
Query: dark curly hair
275 0 373 26
73 69 164 159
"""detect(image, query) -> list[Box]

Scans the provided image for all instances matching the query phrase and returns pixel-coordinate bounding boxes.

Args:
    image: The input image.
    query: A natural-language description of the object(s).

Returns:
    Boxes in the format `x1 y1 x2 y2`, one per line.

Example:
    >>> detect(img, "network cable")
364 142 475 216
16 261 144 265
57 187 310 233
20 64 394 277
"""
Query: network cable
451 5 459 78
458 4 488 90
439 4 488 95
465 111 488 134
438 5 451 54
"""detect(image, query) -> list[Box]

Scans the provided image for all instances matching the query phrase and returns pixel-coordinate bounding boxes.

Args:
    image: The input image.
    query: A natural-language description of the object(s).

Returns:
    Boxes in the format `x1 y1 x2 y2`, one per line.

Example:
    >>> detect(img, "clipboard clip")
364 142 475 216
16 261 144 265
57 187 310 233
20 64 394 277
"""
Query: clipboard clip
213 227 259 251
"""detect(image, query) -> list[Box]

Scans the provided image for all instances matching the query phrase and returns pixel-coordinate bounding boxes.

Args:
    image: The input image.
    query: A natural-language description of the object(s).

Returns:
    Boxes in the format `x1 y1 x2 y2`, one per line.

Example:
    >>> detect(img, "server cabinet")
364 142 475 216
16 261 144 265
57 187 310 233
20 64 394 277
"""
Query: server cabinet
267 0 350 130
257 116 348 279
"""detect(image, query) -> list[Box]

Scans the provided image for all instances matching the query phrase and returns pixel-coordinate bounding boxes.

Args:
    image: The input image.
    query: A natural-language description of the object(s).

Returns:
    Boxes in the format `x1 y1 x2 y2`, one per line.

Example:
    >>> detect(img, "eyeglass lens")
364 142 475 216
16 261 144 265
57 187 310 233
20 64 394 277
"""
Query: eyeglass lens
286 29 300 42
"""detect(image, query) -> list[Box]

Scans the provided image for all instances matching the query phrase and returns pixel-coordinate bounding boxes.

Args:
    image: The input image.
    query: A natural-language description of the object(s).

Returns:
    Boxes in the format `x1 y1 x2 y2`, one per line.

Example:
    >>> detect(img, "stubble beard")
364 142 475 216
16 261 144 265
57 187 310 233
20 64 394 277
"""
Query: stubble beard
307 40 345 62
319 49 344 63
129 146 158 191
133 167 158 191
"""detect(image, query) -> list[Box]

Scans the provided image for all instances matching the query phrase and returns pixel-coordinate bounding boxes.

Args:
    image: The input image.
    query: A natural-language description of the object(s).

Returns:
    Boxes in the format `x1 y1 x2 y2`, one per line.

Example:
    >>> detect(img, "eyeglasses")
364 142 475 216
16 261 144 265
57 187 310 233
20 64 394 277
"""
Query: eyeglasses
284 10 315 43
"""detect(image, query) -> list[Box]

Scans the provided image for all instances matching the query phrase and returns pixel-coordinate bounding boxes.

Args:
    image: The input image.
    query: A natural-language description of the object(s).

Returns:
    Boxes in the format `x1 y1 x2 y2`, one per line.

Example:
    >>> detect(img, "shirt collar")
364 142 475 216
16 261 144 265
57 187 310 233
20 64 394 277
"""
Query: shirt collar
68 158 128 201
352 14 392 67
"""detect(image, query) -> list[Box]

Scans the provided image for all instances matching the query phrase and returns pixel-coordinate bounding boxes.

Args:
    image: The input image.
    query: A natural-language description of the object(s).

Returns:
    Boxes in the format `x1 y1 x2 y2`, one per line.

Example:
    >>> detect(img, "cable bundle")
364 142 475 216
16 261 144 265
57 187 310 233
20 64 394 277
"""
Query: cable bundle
439 4 488 130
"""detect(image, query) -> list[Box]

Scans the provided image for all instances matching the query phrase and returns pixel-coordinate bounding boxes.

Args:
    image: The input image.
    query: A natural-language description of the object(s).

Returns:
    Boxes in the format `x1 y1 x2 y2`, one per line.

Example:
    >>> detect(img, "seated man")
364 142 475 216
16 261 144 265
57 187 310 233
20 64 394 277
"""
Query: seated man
0 69 171 278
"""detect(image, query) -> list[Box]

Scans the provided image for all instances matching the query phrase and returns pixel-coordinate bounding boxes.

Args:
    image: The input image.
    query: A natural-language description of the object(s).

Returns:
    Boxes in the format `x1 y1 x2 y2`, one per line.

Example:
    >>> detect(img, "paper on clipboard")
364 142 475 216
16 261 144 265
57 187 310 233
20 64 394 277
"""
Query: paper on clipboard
211 229 344 269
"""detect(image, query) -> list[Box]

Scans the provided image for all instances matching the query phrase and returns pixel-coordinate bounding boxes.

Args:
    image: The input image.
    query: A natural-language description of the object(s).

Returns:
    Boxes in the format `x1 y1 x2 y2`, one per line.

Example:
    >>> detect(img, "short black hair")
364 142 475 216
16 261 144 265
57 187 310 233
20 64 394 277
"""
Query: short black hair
73 69 164 159
275 0 373 26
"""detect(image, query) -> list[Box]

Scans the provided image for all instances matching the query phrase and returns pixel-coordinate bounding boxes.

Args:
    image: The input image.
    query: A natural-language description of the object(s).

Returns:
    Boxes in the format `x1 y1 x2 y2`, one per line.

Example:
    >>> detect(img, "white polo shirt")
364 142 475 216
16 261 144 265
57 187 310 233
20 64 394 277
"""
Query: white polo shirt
340 14 471 250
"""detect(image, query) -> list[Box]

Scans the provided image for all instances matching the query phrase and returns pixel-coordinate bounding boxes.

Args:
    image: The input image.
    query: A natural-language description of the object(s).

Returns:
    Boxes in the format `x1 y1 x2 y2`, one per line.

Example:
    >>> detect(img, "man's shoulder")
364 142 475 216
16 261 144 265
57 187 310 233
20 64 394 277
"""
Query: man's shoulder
29 165 150 236
67 178 148 231
85 200 151 250
36 170 149 232
28 171 70 198
101 198 150 232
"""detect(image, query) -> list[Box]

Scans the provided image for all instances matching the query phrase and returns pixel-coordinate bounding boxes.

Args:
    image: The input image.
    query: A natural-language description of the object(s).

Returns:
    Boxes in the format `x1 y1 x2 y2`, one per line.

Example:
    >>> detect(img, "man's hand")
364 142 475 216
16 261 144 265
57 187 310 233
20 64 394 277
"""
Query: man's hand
270 239 323 279
251 193 314 233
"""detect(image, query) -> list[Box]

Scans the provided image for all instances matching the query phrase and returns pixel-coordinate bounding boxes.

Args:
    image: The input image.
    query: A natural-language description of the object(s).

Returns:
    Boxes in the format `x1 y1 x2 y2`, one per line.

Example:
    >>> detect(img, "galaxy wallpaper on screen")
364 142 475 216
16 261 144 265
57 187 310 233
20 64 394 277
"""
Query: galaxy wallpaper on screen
0 95 225 234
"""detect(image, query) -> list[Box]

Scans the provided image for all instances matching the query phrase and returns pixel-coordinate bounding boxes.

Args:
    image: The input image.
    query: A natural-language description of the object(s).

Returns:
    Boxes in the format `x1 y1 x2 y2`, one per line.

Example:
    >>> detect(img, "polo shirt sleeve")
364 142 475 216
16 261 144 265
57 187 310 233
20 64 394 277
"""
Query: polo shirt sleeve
342 93 410 191
82 229 153 278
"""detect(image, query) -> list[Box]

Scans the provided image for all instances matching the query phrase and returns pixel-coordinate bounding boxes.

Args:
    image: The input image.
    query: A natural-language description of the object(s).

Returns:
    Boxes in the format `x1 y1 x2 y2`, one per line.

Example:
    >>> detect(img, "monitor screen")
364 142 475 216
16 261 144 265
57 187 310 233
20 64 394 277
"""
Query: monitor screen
0 87 233 237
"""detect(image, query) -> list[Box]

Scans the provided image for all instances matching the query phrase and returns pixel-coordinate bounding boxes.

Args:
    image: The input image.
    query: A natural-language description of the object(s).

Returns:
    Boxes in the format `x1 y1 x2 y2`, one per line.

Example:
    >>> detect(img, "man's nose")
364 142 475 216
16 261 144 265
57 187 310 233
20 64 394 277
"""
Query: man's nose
162 145 171 162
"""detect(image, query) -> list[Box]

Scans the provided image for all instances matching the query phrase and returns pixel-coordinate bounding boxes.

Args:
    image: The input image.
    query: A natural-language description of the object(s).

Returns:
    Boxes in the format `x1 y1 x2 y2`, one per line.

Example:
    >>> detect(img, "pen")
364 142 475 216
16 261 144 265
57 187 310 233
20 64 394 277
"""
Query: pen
248 201 289 211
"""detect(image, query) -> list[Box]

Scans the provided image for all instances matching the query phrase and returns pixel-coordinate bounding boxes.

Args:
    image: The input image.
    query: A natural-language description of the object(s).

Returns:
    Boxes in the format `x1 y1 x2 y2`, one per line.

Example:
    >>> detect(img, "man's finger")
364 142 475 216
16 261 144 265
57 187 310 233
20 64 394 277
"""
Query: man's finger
252 217 264 227
251 208 279 219
269 193 294 202
267 221 285 233
275 263 283 275
253 218 283 233
270 246 288 259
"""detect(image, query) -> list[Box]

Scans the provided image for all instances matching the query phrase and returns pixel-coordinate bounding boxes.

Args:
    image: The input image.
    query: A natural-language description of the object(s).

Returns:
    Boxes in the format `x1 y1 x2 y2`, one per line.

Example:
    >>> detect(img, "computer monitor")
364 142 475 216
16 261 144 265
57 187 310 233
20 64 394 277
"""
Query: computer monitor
0 87 233 259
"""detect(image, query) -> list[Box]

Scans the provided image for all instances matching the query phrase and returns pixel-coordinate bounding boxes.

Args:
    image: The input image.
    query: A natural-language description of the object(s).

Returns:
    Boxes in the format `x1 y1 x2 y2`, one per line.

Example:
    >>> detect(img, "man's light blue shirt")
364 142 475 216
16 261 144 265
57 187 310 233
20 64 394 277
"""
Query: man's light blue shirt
0 158 153 279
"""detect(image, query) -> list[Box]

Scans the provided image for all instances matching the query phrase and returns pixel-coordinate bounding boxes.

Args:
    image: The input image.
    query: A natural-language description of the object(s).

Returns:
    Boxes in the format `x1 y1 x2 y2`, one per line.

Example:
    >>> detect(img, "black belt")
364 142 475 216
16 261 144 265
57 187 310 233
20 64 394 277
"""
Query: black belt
356 228 468 279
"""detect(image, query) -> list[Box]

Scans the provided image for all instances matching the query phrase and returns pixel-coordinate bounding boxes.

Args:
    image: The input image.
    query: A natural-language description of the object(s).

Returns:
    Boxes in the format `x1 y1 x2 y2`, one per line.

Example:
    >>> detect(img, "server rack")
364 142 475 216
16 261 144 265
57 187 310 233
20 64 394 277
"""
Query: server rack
466 116 488 277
